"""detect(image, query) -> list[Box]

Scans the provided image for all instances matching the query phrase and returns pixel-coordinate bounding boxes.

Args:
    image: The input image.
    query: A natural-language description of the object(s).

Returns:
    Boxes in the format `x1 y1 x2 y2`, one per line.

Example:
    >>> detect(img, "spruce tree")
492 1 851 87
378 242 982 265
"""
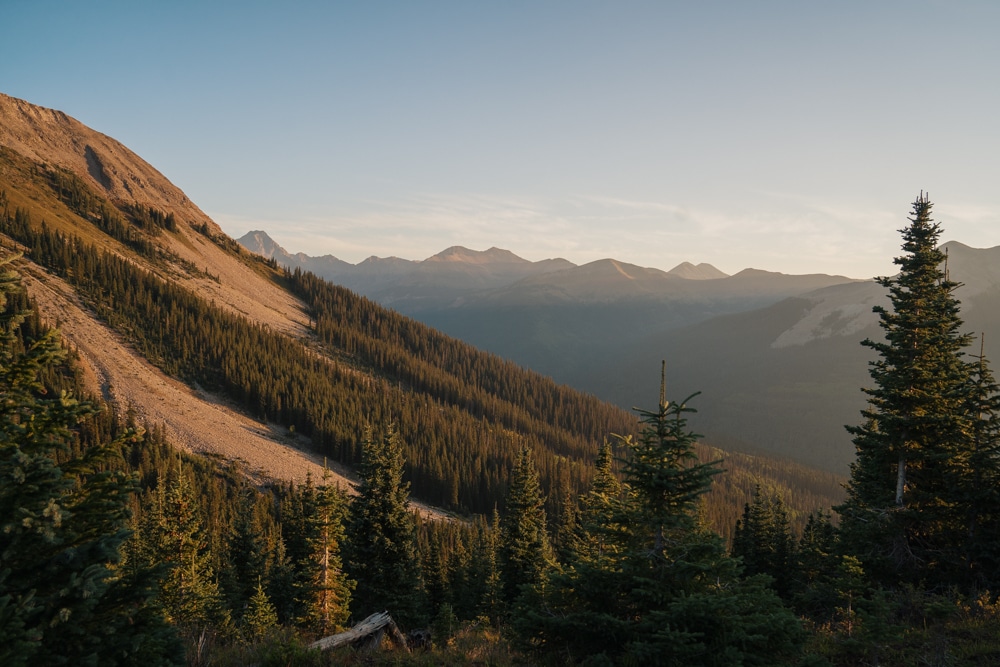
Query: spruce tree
621 368 721 552
299 468 352 635
792 511 842 622
499 446 553 607
732 486 794 597
243 580 278 641
345 423 422 627
473 508 504 624
838 194 978 589
953 335 1000 589
137 466 229 631
521 368 804 665
575 439 629 565
221 486 268 624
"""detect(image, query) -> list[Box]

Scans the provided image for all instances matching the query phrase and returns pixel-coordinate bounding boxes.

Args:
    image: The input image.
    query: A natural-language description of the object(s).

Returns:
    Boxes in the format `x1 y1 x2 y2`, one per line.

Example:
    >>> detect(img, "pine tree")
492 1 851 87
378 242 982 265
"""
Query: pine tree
499 446 553 607
265 531 297 626
445 531 476 621
621 367 722 552
137 465 229 631
301 468 352 635
731 486 794 597
954 334 1000 589
243 580 278 641
551 479 580 565
0 254 181 665
520 367 804 665
473 508 504 624
423 532 450 617
345 423 423 627
221 485 268 623
839 194 978 589
575 439 629 565
792 510 842 622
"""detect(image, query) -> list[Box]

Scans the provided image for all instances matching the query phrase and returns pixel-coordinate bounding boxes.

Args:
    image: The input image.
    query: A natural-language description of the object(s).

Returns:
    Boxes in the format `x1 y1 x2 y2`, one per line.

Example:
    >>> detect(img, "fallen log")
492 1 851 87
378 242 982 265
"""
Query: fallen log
308 611 410 653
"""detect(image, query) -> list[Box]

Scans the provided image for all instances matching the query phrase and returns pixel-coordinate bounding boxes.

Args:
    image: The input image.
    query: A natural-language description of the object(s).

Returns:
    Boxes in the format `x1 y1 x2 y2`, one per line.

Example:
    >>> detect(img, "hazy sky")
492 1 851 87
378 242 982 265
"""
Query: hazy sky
4 1 999 278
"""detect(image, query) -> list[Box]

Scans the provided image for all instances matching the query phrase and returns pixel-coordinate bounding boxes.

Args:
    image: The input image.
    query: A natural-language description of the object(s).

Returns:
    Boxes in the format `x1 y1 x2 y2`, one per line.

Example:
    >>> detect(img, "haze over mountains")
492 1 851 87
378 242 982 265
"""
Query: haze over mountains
239 231 1000 474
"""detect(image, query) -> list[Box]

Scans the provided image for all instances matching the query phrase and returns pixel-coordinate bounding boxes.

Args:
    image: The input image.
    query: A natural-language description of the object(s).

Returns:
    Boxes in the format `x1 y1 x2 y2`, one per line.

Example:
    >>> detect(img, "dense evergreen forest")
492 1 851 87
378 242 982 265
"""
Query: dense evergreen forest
4 155 1000 665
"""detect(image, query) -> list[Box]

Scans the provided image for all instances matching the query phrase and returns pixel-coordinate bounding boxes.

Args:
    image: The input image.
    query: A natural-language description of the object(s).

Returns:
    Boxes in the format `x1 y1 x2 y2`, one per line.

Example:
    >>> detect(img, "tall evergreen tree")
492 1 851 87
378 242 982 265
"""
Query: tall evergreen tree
499 446 553 607
838 194 978 589
345 423 423 627
732 486 794 598
137 465 229 631
953 334 1000 589
520 367 804 665
575 439 629 565
792 511 843 623
296 468 352 635
621 369 721 552
221 485 268 624
473 508 504 624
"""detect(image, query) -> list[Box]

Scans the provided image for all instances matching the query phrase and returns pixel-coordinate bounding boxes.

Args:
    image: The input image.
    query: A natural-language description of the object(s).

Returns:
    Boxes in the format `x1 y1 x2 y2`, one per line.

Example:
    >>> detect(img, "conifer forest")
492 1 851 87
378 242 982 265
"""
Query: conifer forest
4 149 1000 666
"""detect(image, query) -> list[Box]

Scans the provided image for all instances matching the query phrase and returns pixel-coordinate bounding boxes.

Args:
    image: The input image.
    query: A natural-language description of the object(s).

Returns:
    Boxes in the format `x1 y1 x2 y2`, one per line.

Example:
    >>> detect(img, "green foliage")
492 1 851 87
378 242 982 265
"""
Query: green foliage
298 470 353 635
620 381 722 552
135 465 229 631
732 486 794 597
839 194 1000 592
345 424 423 627
243 581 279 641
519 377 805 665
219 486 269 623
0 254 181 665
499 446 553 608
955 337 1000 590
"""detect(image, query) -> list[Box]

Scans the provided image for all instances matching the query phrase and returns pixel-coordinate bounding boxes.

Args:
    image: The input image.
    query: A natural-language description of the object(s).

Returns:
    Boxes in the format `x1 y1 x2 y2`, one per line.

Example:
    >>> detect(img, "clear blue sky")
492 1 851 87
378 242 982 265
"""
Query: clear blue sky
4 1 999 277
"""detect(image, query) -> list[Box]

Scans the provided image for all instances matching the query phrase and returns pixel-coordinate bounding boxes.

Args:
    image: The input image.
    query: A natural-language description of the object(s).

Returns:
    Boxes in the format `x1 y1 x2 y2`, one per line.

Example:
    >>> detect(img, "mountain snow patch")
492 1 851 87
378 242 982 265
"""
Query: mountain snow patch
771 285 883 348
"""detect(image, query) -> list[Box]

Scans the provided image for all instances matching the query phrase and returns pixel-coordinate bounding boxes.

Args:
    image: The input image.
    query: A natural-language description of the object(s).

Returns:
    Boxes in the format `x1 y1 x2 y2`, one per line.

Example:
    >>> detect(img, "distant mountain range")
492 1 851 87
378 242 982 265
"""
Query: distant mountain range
239 231 1000 474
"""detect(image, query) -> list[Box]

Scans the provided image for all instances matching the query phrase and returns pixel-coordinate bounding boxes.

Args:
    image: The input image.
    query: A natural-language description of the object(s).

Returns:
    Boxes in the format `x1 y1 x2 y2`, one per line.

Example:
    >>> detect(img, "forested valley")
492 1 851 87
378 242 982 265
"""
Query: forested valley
4 131 1000 666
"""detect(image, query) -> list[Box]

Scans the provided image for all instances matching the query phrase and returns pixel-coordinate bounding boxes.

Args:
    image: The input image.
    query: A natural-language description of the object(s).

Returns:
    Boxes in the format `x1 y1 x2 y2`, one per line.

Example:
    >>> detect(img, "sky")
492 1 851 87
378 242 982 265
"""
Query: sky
4 1 1000 278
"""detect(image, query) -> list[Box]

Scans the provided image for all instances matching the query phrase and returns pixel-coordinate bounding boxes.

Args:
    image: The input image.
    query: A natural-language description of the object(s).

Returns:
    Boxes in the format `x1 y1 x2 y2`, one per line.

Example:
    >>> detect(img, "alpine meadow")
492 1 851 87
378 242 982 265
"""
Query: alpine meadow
3 90 1000 667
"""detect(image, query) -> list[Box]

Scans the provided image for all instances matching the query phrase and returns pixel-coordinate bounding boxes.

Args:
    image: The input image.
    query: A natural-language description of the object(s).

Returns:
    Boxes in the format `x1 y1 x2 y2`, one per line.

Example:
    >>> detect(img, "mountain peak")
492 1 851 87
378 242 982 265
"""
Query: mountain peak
237 230 284 258
667 261 728 280
426 246 528 264
0 92 217 233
